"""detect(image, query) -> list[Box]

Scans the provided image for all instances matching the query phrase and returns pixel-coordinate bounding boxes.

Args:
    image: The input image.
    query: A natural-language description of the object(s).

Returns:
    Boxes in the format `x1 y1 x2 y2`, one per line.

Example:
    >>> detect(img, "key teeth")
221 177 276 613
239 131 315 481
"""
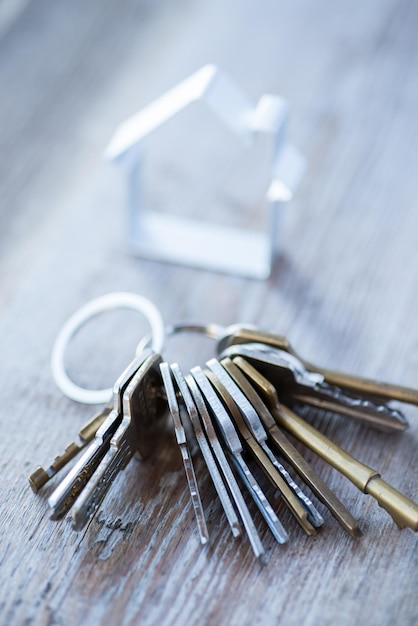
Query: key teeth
29 467 49 493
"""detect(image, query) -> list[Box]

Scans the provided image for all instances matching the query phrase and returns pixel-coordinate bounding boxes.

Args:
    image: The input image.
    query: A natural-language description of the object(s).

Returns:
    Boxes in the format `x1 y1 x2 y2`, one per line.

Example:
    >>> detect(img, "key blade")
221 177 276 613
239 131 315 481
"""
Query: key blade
292 385 408 433
173 366 242 538
206 364 315 537
160 362 209 545
218 326 418 410
222 344 408 433
190 366 266 560
232 454 289 545
269 389 418 532
206 357 268 442
204 367 292 542
29 407 111 493
72 353 165 529
233 356 362 538
189 366 242 454
72 430 134 530
49 353 151 519
48 421 118 520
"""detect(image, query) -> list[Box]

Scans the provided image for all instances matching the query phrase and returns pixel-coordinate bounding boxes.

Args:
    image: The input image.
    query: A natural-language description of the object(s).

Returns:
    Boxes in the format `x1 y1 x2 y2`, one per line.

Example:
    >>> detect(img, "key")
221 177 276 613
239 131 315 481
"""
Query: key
192 366 287 548
234 357 418 531
170 364 241 538
205 368 291 542
29 406 111 492
218 326 418 428
48 350 151 520
190 366 267 563
216 357 324 530
227 356 361 537
206 358 318 535
186 372 271 556
160 362 209 545
220 342 407 433
72 352 165 530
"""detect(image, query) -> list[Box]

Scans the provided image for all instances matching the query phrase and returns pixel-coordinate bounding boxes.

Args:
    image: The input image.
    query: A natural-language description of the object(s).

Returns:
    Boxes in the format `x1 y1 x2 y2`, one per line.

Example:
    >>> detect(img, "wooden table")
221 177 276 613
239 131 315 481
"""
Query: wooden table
1 1 418 624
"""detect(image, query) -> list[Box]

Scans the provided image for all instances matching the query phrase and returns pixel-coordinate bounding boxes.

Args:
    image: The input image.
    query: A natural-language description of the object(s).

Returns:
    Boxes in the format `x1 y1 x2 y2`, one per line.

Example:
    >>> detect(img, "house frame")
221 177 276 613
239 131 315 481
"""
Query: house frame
106 64 304 279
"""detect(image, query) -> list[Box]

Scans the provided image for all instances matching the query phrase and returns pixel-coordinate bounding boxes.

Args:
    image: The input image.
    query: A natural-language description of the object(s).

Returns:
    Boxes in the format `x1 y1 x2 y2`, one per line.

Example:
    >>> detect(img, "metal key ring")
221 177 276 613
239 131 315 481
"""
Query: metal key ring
51 292 165 405
135 322 258 355
135 322 229 353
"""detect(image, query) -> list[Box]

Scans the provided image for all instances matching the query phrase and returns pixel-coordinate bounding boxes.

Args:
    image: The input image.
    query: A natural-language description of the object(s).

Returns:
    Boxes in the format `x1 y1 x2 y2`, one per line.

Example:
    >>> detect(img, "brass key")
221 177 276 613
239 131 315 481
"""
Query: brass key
218 326 418 423
235 357 418 531
220 337 408 433
29 406 111 492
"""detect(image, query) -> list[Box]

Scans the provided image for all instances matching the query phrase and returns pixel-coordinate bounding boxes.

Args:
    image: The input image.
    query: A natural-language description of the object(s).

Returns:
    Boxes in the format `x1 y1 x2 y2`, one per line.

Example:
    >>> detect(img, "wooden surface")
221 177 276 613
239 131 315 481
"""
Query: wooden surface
1 1 418 624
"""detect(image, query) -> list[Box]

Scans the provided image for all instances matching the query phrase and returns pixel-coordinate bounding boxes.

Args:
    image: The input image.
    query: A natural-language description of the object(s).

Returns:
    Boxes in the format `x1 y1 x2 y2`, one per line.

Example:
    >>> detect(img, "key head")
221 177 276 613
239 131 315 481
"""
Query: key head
220 343 324 389
217 326 293 356
123 352 166 460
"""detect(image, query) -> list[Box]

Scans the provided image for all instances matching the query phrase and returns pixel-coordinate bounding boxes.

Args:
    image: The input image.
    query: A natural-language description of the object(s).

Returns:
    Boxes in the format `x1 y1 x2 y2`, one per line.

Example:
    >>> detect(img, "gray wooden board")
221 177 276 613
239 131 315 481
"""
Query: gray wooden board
1 0 418 624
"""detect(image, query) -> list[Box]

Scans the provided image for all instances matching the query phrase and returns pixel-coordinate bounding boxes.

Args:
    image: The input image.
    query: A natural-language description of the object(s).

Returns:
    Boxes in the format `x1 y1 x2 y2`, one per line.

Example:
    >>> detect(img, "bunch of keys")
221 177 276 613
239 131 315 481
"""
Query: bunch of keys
30 293 418 562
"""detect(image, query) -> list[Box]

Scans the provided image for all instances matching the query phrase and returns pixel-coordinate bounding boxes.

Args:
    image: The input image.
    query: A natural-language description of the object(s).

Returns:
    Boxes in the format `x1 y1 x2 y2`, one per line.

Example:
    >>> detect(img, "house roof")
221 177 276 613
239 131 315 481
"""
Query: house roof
105 63 304 202
105 64 257 161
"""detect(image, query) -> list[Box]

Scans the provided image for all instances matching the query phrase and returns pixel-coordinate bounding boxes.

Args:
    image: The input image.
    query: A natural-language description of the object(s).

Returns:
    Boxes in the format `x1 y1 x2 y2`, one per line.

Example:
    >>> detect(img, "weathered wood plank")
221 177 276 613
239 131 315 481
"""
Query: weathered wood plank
1 0 418 625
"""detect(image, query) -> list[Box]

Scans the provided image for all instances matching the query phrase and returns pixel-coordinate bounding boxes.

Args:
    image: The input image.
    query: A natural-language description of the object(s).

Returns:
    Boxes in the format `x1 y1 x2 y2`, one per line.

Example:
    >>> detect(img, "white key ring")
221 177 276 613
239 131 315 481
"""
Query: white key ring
51 292 165 405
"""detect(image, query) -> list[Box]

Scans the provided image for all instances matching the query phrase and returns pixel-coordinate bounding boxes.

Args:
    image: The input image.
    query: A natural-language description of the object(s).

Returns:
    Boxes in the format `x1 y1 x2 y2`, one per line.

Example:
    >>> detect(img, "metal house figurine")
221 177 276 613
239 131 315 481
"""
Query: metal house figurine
105 64 304 279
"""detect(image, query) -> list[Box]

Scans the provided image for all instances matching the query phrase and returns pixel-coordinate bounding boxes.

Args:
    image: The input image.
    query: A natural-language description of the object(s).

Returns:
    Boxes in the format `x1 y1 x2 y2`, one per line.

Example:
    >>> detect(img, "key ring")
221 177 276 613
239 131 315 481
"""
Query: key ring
135 322 253 353
51 292 165 405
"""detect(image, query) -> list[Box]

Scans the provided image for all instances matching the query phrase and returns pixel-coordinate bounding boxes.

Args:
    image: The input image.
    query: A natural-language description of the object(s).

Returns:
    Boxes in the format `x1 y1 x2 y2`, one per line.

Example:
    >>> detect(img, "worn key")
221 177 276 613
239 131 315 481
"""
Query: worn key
218 325 418 426
190 366 267 560
29 406 111 492
206 358 318 535
171 364 241 538
205 368 291 543
216 357 324 530
186 371 272 555
160 362 209 545
235 358 418 531
192 366 287 547
231 356 362 537
72 352 165 530
48 350 151 520
220 342 407 433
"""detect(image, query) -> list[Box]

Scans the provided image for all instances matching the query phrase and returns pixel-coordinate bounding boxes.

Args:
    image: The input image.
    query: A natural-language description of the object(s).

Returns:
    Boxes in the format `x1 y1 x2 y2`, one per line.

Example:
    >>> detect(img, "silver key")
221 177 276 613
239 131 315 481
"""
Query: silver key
210 357 324 530
171 364 241 538
186 373 255 538
49 351 152 520
192 366 287 548
160 362 209 545
190 366 266 560
72 352 165 530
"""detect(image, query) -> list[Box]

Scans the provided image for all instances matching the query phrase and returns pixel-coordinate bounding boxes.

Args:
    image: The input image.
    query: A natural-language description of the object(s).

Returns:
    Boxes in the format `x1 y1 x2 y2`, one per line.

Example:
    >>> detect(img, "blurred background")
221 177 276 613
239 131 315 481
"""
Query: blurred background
1 0 418 378
2 0 417 275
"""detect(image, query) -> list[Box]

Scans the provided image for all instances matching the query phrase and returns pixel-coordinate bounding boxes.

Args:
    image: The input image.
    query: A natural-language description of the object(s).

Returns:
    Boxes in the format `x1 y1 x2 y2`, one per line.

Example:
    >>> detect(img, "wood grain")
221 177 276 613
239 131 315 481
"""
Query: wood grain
1 0 418 624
